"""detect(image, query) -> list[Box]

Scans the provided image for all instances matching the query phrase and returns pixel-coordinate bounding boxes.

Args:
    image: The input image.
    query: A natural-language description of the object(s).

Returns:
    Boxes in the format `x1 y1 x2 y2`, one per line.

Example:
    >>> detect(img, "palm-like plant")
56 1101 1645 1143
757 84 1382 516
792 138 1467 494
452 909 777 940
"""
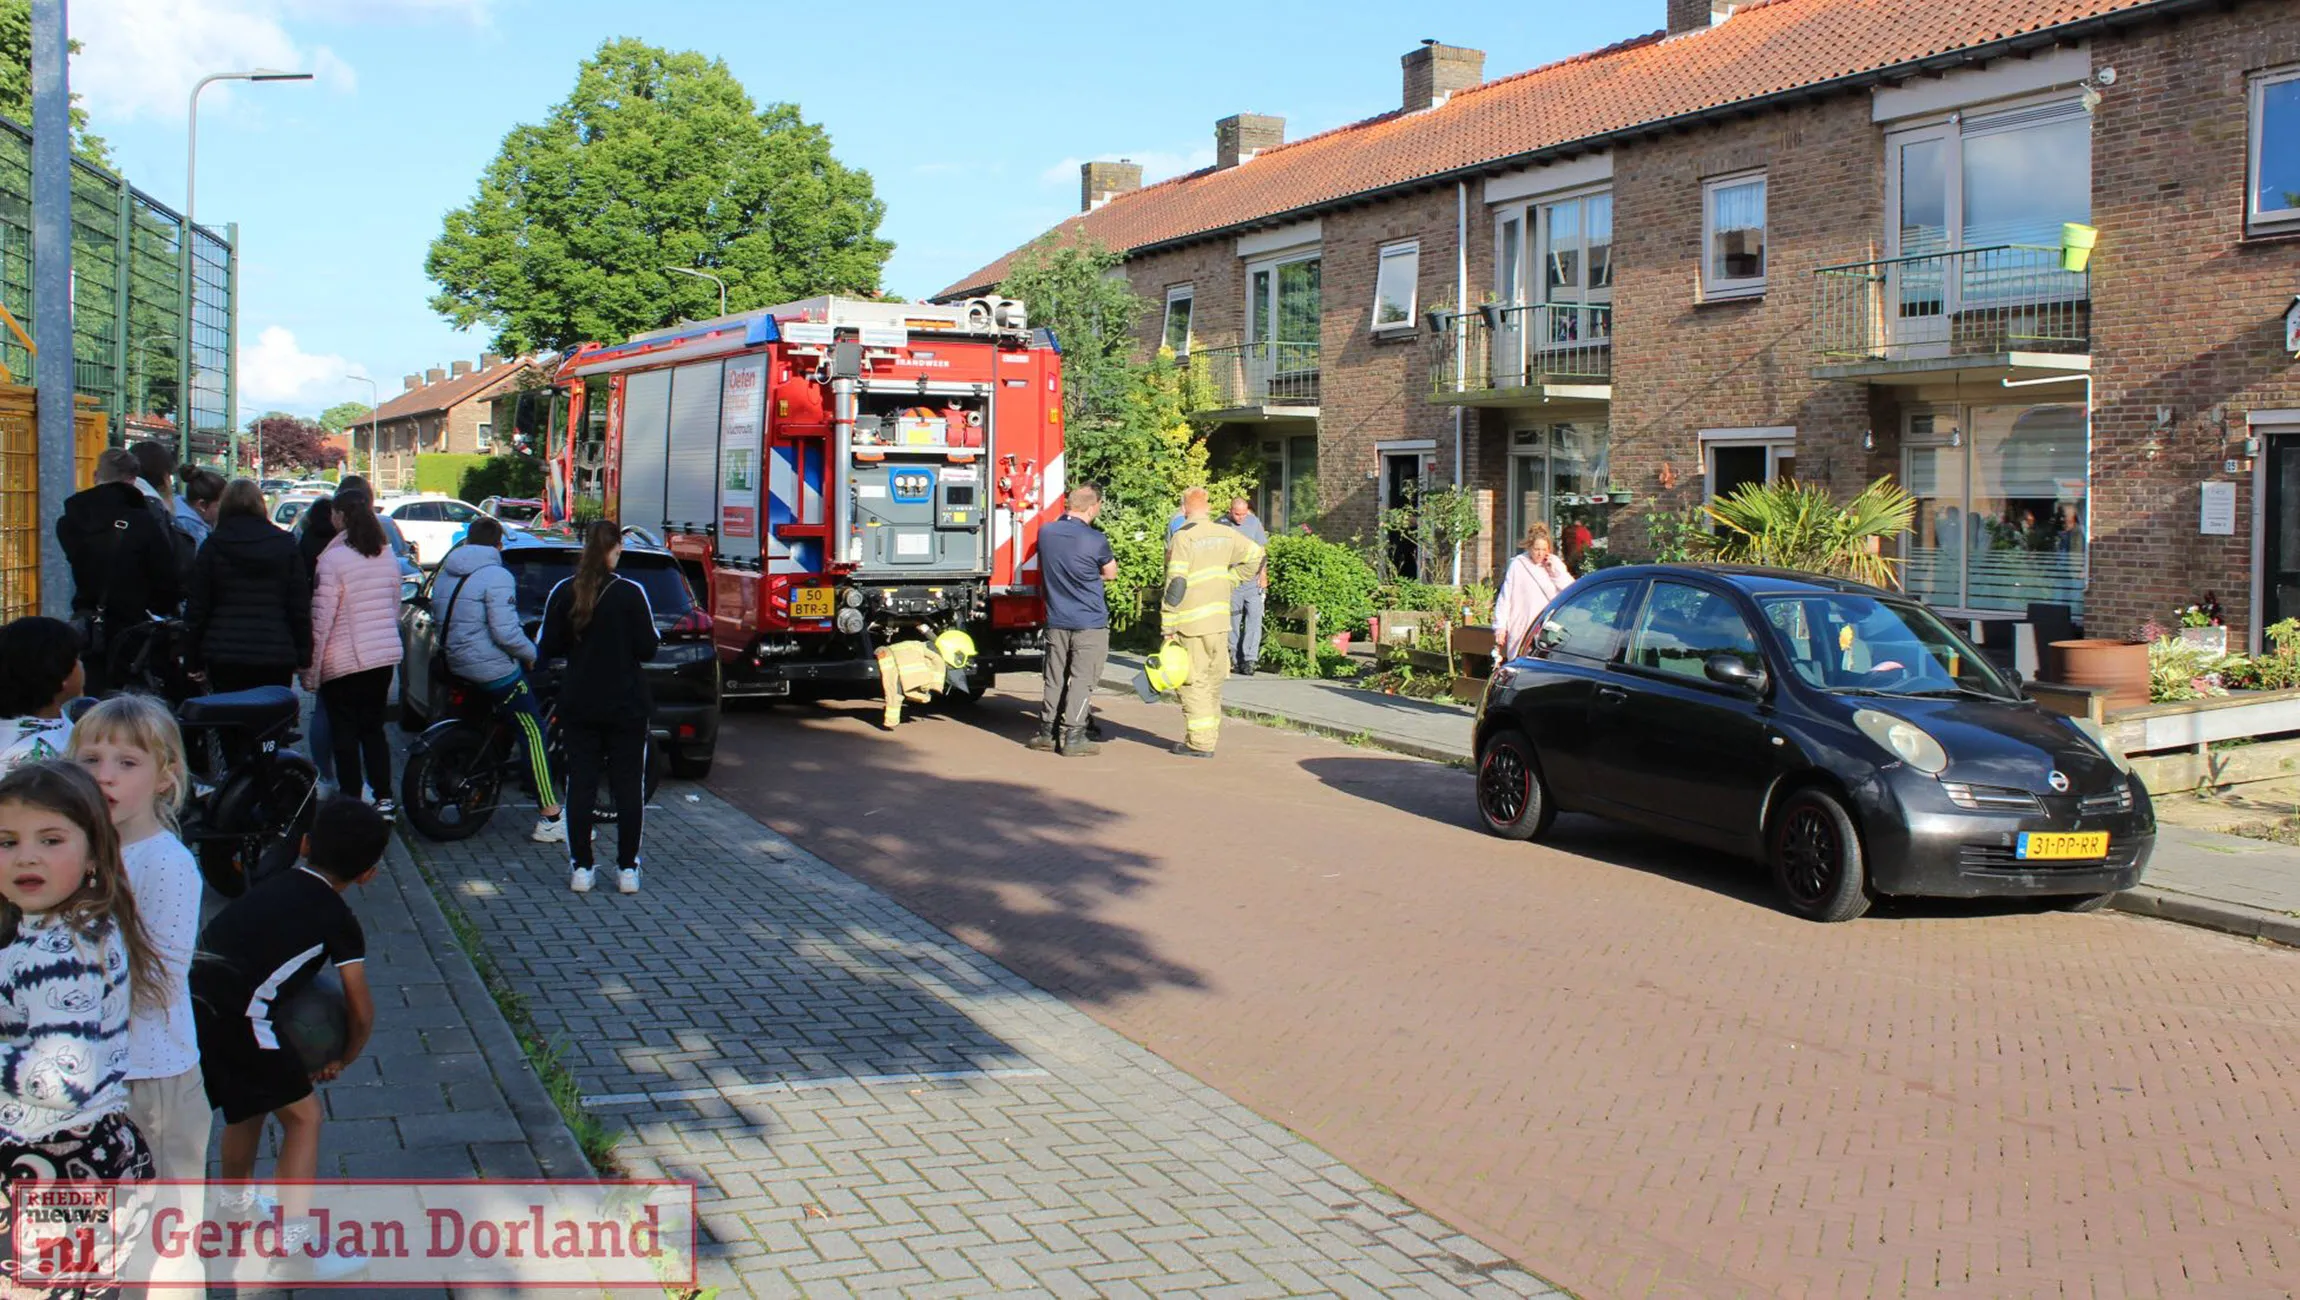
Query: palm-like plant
1703 476 1918 589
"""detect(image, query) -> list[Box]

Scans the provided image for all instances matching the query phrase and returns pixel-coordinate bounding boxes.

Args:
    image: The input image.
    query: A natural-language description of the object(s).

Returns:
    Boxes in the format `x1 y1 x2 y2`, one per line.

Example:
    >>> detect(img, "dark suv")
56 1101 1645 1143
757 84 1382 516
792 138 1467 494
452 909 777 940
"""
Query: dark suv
397 528 722 778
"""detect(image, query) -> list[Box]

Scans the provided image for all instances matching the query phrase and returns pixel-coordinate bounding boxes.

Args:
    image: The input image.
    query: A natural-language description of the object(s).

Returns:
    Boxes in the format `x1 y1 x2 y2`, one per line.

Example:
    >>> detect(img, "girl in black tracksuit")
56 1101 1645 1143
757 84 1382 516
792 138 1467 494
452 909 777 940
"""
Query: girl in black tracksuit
538 521 659 895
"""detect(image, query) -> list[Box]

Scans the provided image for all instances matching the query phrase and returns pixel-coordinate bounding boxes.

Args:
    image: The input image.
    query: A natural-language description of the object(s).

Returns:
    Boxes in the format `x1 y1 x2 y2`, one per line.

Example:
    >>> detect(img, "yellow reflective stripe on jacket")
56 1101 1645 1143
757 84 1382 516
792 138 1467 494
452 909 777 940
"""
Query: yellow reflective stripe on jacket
1186 715 1221 731
1165 601 1229 627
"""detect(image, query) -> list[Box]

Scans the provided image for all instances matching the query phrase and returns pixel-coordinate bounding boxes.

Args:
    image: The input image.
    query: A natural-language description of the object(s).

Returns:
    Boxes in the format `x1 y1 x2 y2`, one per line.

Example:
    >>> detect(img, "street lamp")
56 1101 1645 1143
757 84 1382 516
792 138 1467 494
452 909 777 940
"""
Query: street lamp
343 373 378 477
181 68 313 464
664 266 728 318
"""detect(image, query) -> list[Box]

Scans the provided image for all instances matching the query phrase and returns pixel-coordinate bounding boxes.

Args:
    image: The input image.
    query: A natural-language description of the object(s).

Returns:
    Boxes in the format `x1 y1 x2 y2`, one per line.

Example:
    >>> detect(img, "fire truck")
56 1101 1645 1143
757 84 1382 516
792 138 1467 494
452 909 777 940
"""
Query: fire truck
543 295 1064 698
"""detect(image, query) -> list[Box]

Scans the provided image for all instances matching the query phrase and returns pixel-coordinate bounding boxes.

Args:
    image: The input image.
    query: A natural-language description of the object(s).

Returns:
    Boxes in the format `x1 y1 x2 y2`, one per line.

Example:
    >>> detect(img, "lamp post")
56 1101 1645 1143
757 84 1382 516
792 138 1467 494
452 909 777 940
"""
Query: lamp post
181 68 312 464
343 373 378 477
664 266 728 317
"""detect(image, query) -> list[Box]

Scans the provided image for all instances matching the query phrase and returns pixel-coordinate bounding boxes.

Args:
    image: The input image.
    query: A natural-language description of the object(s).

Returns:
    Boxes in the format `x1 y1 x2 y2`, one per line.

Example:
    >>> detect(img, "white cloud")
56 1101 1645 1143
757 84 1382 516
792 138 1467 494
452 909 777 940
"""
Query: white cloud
1038 149 1216 190
70 0 489 122
240 326 365 412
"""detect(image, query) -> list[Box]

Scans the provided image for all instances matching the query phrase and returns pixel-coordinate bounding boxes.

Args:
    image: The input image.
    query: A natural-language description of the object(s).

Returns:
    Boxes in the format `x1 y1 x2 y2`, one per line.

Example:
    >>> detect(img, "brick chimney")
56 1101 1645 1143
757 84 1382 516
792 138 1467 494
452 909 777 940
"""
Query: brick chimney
451 360 473 378
1080 160 1144 213
402 374 420 392
425 367 445 384
480 352 501 370
1215 113 1284 169
1669 0 1733 34
1403 41 1485 112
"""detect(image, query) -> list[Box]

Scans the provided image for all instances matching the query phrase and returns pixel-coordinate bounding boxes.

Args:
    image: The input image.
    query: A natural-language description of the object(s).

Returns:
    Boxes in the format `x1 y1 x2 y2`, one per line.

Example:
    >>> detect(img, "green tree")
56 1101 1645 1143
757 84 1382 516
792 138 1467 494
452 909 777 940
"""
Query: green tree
997 234 1141 430
319 401 372 434
426 38 892 353
0 0 110 166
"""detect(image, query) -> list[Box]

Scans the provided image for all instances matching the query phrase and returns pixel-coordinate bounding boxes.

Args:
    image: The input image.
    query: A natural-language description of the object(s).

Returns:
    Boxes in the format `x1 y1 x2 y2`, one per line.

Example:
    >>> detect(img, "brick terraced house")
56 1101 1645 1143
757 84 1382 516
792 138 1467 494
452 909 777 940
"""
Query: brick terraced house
942 0 2300 649
363 354 543 492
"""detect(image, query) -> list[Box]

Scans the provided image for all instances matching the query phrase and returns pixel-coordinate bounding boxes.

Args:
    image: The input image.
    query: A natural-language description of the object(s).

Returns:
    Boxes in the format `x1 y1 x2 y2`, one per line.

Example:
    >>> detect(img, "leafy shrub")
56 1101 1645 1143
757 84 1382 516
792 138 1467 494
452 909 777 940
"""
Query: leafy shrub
460 453 546 503
413 453 490 498
2148 636 2235 702
1264 533 1377 638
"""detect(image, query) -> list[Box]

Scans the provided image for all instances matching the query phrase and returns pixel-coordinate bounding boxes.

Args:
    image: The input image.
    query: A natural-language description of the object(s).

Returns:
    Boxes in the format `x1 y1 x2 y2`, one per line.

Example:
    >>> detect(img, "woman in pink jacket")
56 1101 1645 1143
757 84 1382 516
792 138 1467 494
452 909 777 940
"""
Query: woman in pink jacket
304 486 405 816
1492 522 1577 661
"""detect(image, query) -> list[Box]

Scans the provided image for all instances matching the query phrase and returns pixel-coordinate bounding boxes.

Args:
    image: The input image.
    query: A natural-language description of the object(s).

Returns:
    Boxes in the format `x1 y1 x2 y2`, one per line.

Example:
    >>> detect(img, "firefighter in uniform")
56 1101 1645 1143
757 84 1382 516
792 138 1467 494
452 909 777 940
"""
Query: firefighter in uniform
1160 487 1265 758
875 629 974 730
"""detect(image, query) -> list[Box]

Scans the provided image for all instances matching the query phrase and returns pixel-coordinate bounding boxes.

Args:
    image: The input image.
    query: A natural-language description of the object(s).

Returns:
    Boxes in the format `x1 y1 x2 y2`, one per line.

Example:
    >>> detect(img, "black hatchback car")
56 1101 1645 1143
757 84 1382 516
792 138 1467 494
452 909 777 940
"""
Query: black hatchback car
1474 565 2152 922
397 528 722 778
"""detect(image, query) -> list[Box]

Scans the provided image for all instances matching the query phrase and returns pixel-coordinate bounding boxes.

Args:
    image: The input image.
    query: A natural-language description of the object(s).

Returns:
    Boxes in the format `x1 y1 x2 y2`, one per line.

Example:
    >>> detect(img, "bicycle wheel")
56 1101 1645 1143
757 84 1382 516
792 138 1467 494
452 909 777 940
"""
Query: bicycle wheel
400 724 503 842
193 754 318 898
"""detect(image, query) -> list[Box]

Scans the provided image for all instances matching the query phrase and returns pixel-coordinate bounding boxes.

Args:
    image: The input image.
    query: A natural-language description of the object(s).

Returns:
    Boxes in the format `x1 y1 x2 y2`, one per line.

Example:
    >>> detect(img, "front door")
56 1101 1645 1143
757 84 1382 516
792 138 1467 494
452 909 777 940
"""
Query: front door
1589 579 1777 839
1382 451 1422 580
2265 434 2300 632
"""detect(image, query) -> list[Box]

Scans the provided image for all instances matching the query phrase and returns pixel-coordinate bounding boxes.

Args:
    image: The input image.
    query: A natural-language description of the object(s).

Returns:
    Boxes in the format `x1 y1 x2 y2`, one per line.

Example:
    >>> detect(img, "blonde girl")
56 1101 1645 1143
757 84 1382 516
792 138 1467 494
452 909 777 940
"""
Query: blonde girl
69 698 209 1198
0 761 163 1297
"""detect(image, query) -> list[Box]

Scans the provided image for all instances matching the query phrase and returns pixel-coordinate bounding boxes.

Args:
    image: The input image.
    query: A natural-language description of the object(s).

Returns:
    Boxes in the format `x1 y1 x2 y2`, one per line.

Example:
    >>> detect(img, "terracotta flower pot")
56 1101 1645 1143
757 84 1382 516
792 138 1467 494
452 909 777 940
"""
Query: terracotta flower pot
2049 639 2149 712
1329 632 1353 655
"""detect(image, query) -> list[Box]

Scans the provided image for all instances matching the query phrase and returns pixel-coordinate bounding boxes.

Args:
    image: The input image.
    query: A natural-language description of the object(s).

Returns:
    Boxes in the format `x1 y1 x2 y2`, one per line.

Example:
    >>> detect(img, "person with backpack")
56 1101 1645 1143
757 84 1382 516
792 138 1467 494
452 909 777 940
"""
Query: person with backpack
538 522 658 895
56 449 182 694
431 517 564 843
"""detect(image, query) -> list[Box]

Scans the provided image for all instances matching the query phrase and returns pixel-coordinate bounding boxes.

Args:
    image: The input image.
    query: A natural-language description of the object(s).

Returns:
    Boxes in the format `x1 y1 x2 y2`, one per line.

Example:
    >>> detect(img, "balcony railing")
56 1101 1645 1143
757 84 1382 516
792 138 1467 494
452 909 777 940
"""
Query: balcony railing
1813 244 2089 364
1189 341 1320 411
1429 303 1612 396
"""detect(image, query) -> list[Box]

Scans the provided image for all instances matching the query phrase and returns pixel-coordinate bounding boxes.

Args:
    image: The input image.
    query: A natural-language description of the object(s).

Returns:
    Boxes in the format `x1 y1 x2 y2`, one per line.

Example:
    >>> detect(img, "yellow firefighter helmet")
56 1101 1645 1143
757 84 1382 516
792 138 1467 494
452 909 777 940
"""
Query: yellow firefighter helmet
1145 642 1191 692
934 629 977 670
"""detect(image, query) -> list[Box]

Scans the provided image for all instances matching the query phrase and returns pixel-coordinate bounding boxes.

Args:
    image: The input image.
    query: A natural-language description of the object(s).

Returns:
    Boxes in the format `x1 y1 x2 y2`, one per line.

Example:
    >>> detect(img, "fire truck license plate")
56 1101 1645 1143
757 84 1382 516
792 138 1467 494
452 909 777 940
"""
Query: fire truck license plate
2017 831 2109 860
792 587 835 620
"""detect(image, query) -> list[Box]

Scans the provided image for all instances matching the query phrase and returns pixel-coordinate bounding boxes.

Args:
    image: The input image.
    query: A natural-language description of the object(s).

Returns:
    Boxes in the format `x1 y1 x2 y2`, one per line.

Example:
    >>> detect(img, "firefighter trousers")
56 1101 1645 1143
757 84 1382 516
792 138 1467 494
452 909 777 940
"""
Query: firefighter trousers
877 649 922 727
1174 629 1230 753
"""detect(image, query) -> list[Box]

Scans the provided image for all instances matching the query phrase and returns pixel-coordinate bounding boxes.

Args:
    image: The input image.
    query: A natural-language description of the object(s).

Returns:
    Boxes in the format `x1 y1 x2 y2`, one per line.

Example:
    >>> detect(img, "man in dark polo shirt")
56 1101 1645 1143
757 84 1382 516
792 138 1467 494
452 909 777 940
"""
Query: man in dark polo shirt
1030 485 1118 755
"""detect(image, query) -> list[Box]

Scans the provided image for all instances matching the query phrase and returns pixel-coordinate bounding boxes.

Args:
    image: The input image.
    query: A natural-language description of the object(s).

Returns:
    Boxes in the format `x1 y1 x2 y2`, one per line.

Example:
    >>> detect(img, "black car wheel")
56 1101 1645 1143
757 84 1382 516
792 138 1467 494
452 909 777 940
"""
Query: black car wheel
1476 730 1555 841
1771 787 1871 923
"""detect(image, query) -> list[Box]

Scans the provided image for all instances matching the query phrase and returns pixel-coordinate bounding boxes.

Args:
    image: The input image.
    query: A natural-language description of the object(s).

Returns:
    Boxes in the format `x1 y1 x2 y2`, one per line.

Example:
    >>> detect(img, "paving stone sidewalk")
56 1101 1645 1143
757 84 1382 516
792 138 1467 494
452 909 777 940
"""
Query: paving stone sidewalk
1101 651 2300 948
406 781 1565 1299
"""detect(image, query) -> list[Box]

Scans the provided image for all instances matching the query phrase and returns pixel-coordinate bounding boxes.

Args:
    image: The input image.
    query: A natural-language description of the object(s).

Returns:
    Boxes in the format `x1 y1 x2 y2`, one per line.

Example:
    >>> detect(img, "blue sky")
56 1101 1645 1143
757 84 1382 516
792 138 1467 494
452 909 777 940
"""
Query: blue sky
72 0 1637 418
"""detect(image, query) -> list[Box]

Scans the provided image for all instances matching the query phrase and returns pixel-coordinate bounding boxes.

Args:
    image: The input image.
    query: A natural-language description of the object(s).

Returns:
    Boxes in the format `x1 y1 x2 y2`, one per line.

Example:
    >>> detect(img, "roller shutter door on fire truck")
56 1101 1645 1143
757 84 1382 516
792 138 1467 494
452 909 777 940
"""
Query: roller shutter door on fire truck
664 361 723 532
621 370 672 531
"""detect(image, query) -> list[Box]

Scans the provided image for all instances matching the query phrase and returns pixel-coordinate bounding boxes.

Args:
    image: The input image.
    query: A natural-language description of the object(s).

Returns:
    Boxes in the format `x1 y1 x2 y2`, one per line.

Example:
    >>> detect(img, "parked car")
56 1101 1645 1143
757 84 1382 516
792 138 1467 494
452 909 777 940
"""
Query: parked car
1472 565 2152 922
270 492 325 530
397 529 721 778
257 477 295 497
378 494 484 568
477 496 545 525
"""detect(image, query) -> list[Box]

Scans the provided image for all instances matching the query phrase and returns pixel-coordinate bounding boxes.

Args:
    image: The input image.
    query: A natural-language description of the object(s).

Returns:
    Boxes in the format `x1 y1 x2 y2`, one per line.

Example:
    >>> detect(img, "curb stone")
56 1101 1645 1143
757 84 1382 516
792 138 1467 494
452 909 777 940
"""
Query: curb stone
387 832 596 1179
2109 885 2300 949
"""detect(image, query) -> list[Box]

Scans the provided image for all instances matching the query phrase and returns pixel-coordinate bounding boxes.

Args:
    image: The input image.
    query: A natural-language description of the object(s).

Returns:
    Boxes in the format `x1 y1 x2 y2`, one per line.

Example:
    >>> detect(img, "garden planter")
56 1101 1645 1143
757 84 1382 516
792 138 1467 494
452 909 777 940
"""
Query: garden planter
2050 639 2149 712
2179 625 2229 655
1329 632 1353 655
1608 490 1634 505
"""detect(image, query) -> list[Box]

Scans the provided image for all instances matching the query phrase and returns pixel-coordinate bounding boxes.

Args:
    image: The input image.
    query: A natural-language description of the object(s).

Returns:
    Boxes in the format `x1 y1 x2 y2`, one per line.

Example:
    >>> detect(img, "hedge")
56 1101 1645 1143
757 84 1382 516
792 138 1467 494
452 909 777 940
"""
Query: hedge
412 454 488 499
1264 533 1378 638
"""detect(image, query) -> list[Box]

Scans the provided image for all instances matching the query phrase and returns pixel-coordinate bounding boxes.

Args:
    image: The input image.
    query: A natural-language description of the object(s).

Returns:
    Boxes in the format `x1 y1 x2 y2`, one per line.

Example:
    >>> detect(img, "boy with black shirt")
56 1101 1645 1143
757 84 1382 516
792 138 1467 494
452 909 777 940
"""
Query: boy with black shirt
191 797 385 1279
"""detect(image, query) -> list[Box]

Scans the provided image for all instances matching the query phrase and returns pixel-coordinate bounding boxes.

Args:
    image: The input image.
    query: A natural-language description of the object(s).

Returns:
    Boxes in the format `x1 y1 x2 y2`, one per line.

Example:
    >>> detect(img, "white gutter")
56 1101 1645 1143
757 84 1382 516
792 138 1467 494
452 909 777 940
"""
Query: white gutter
1452 179 1468 586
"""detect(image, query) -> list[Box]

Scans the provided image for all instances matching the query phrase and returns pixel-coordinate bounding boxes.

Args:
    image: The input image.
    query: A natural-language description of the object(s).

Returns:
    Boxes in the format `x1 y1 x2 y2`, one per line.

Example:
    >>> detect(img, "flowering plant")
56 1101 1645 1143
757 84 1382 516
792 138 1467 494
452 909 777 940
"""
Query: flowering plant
2176 593 2224 628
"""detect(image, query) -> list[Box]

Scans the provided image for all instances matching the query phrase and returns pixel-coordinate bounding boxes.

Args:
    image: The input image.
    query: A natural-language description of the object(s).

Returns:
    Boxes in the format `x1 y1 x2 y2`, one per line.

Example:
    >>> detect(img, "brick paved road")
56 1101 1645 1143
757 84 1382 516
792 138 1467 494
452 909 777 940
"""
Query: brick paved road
709 686 2300 1300
410 762 1562 1297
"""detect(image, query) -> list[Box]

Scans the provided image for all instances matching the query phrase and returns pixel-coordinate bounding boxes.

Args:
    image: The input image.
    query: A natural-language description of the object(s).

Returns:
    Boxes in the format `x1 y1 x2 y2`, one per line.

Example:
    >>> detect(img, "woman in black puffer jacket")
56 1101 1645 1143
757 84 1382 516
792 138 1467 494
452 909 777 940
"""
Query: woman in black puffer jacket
187 478 313 693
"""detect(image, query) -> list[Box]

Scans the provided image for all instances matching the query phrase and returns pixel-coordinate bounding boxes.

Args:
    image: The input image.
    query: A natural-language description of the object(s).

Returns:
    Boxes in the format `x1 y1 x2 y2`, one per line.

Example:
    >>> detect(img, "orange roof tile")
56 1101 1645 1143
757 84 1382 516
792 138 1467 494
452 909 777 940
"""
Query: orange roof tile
368 361 540 425
939 0 2167 297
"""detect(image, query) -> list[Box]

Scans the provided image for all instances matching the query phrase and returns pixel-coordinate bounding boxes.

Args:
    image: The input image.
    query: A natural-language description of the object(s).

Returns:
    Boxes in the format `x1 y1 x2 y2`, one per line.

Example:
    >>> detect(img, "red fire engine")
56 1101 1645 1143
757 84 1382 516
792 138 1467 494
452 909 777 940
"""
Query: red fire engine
544 295 1064 698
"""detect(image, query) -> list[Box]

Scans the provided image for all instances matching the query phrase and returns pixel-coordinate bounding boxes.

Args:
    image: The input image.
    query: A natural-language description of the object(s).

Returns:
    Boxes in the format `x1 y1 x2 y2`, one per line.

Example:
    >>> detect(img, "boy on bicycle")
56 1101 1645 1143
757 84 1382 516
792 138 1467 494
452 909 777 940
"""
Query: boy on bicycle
432 516 564 843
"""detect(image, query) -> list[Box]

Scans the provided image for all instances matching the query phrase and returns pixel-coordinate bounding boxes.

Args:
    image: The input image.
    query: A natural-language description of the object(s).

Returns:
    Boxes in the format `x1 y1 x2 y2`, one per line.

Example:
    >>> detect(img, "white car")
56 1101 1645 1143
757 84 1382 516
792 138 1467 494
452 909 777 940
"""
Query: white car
378 494 484 568
271 492 326 530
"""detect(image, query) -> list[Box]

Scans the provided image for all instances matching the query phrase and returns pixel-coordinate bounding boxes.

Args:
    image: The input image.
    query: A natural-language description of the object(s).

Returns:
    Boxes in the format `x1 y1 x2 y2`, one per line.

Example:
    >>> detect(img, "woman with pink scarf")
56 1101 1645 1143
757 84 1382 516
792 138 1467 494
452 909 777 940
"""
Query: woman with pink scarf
1492 523 1576 660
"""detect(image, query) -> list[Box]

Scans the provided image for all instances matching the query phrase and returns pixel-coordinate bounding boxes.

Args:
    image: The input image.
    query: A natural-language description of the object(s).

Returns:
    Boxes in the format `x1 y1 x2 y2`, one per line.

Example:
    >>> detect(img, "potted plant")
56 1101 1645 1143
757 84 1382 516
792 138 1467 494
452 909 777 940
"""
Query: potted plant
2177 594 2228 655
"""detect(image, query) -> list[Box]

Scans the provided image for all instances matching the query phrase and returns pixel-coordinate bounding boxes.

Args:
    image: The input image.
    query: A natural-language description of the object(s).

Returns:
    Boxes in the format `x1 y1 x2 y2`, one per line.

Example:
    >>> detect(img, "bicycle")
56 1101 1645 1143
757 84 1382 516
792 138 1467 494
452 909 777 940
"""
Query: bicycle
398 673 664 842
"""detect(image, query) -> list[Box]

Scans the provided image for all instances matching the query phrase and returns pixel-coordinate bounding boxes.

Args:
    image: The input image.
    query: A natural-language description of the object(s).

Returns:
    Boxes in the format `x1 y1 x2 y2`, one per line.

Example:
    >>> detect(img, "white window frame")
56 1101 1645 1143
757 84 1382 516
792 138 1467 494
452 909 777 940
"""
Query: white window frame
1698 426 1796 500
1370 241 1420 334
1701 171 1769 301
2250 65 2300 235
1162 285 1194 358
475 420 493 451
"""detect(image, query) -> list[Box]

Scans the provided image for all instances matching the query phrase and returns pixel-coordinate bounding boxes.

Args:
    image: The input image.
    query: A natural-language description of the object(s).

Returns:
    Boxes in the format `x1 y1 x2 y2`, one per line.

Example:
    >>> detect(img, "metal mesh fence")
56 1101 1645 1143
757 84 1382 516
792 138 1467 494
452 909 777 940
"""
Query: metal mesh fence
0 113 235 459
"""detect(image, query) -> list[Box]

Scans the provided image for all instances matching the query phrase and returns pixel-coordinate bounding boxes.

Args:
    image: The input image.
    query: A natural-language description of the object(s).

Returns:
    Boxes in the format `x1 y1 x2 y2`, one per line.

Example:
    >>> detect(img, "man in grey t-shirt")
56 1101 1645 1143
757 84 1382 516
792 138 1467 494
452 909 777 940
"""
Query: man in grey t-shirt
1226 498 1270 675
